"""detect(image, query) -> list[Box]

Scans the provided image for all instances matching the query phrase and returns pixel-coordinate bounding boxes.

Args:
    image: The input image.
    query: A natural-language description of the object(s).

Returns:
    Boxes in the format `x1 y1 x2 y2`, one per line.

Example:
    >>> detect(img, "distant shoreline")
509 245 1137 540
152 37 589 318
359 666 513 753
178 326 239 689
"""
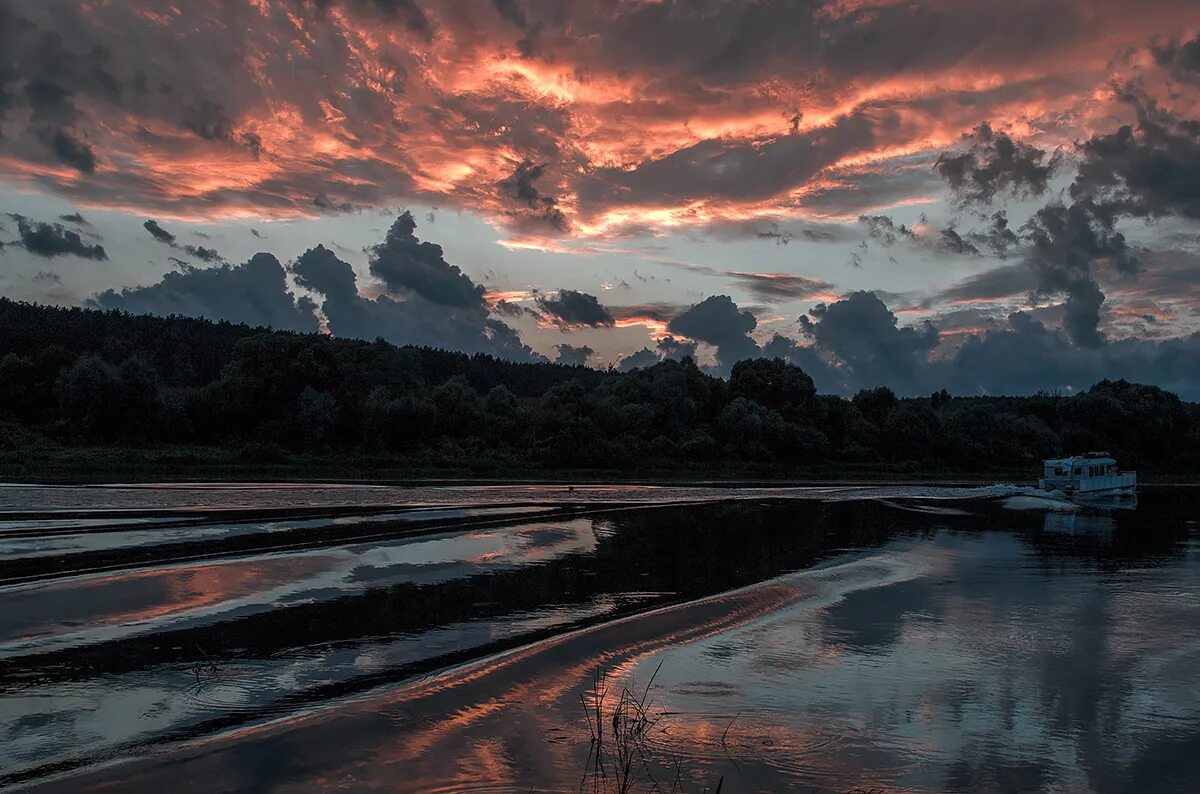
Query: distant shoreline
2 449 1196 486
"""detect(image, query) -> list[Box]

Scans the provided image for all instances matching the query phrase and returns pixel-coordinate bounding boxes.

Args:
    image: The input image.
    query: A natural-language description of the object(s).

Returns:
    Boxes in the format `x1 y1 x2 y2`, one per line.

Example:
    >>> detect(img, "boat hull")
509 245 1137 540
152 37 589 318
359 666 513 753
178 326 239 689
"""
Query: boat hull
1038 472 1137 494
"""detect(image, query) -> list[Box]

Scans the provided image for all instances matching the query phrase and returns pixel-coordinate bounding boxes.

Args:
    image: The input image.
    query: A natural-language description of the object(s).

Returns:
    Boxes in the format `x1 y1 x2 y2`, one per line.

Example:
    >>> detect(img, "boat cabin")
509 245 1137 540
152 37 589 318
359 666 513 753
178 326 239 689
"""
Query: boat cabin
1038 452 1137 494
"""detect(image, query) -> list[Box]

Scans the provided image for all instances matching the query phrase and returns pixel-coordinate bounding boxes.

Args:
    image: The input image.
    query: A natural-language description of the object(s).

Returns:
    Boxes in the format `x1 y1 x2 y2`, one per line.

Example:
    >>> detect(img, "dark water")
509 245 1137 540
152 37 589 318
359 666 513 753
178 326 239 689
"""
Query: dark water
1 483 1197 792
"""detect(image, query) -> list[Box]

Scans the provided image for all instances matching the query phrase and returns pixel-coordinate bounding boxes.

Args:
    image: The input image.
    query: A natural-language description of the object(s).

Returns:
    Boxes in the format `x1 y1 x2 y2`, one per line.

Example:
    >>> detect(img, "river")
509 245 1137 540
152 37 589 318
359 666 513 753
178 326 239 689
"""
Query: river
1 483 1197 792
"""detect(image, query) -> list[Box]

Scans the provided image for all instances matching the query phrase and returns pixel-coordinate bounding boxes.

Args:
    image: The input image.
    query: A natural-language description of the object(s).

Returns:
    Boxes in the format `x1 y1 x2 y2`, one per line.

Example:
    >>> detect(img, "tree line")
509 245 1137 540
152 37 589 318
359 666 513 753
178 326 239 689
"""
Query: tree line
2 298 1198 474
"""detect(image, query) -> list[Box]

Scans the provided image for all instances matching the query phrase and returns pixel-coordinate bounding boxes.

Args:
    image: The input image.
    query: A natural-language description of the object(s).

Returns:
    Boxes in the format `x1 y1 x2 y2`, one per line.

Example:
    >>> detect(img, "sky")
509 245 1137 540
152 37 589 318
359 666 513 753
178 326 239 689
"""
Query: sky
2 0 1200 397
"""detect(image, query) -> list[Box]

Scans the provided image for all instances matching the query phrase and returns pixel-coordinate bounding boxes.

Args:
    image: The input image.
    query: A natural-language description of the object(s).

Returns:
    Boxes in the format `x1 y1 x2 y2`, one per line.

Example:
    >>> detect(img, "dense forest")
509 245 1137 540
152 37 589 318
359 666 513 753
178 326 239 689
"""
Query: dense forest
1 298 1198 477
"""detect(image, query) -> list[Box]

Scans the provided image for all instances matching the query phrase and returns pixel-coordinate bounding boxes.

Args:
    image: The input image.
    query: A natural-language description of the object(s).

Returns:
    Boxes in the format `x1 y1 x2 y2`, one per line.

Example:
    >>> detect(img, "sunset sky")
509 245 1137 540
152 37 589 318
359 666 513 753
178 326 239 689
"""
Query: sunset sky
2 0 1200 396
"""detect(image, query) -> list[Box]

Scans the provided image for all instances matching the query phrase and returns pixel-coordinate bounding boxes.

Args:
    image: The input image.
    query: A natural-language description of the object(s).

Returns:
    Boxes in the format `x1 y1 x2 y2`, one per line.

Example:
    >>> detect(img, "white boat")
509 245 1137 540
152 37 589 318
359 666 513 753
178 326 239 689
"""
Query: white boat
1038 452 1137 494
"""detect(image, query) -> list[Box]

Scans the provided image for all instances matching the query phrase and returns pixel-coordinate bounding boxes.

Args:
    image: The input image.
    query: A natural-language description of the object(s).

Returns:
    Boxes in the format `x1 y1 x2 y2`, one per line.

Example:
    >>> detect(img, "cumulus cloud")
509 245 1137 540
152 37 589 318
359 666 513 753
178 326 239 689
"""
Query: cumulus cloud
1023 201 1138 348
292 217 543 361
800 291 939 393
367 211 486 308
656 336 698 361
92 254 318 331
534 289 615 328
6 214 107 260
617 348 661 372
940 311 1200 399
935 123 1062 204
667 295 760 373
766 293 1200 400
554 343 594 366
610 335 700 372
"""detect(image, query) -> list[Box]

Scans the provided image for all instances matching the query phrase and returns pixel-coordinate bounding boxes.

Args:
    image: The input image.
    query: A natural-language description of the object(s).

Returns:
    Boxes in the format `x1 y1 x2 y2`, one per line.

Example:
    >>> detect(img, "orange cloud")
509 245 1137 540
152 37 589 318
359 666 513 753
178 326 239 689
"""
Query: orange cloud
1 0 1198 242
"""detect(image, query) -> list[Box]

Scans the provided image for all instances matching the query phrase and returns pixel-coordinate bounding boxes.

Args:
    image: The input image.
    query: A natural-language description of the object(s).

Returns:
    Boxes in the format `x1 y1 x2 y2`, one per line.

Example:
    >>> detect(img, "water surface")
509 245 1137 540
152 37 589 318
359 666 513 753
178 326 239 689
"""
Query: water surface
1 482 1196 792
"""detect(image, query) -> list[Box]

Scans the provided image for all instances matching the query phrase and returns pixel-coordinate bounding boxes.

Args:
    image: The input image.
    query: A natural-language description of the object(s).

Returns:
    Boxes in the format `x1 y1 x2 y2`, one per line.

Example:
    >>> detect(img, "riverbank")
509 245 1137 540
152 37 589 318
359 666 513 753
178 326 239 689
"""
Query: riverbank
0 440 1141 484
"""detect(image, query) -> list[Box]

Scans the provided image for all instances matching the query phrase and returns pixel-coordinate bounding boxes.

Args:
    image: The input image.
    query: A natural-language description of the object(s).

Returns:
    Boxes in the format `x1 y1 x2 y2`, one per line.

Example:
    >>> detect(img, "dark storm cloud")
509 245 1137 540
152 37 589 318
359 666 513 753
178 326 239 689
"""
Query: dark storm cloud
143 219 177 246
611 335 700 372
367 211 486 309
7 214 107 260
92 254 318 332
534 289 615 328
498 160 568 233
935 123 1062 204
1151 34 1200 81
617 347 661 372
58 212 89 225
755 333 840 392
180 100 234 141
292 222 543 362
742 291 1200 399
553 343 593 366
290 244 358 300
656 336 698 361
1023 201 1138 348
940 311 1200 399
799 291 939 393
0 4 121 172
1071 95 1200 220
667 295 759 371
41 128 96 173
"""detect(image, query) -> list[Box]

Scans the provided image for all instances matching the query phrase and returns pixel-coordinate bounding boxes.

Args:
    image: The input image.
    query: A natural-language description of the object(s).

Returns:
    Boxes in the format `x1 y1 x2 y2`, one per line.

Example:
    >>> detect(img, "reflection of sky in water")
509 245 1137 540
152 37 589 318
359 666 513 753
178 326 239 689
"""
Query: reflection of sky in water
5 487 1197 793
623 531 1200 792
0 518 600 657
0 593 662 778
0 505 554 559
